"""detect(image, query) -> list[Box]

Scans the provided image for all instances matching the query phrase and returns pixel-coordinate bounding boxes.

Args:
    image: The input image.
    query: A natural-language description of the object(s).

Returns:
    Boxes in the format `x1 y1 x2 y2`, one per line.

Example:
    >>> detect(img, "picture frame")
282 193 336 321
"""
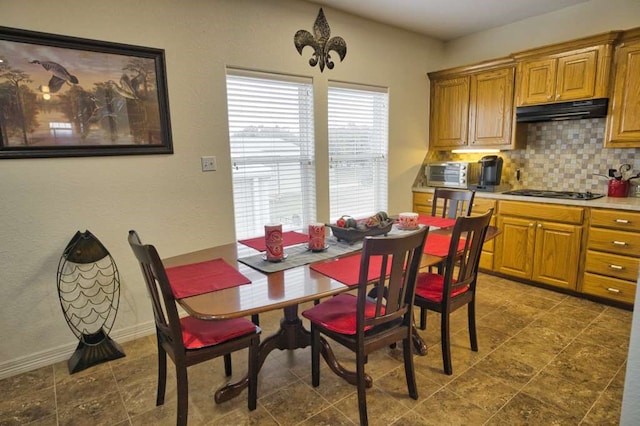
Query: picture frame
0 26 173 159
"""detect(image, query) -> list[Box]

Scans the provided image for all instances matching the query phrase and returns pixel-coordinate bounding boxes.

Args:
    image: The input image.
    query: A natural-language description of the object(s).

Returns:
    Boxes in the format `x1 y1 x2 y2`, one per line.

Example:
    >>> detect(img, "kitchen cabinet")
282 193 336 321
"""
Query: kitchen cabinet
582 208 639 305
605 28 640 147
413 192 496 270
513 32 618 106
429 77 469 149
428 60 520 150
494 200 583 290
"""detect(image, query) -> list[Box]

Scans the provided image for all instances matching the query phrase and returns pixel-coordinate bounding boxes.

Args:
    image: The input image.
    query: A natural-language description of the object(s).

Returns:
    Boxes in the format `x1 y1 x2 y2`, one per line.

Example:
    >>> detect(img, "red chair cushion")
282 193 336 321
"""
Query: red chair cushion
302 293 383 335
415 272 468 303
180 316 257 349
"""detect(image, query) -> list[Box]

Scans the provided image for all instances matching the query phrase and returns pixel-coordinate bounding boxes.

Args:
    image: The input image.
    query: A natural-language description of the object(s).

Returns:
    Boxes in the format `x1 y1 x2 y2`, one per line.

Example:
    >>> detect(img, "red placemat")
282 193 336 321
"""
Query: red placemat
238 231 309 252
165 258 251 298
418 215 457 229
423 234 466 257
310 254 392 286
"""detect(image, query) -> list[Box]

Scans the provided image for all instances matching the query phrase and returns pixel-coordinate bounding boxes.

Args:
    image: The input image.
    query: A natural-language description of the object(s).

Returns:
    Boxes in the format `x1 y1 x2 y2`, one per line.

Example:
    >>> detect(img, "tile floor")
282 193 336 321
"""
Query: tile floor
0 273 632 425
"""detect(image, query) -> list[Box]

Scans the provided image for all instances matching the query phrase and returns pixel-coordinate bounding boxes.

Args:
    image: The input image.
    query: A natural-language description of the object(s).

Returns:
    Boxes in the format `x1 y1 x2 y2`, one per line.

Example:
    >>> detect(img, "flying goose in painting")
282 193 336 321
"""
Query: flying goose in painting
30 60 79 93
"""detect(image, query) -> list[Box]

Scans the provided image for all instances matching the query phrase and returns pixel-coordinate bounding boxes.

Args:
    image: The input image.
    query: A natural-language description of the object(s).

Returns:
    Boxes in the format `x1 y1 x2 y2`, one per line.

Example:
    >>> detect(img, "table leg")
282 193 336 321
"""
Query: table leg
214 304 371 404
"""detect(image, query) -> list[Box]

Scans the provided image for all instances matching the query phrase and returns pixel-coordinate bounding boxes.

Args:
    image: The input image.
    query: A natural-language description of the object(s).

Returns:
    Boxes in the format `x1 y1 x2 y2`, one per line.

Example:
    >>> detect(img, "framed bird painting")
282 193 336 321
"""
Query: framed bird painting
0 26 173 158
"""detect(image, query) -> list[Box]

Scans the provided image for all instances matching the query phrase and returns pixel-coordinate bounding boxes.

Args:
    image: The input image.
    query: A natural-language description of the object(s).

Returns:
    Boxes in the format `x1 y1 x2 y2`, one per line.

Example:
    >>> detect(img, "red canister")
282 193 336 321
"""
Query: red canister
607 179 629 197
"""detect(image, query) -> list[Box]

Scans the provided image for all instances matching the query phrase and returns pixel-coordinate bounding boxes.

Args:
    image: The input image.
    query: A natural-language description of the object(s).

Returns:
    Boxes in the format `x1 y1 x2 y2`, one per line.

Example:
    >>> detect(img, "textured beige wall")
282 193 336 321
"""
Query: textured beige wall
0 0 438 372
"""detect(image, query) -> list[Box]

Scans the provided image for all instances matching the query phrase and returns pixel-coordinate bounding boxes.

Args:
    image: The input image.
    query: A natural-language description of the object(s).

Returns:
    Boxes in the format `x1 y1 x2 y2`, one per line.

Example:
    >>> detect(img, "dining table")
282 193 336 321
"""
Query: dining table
163 220 499 404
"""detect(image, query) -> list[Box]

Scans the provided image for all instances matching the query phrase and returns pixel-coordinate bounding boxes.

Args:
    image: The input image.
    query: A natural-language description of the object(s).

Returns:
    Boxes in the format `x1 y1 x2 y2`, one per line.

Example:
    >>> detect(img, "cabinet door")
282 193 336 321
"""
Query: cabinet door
469 67 514 147
494 216 535 279
532 221 582 290
606 39 640 147
517 58 556 106
430 77 469 148
555 50 598 101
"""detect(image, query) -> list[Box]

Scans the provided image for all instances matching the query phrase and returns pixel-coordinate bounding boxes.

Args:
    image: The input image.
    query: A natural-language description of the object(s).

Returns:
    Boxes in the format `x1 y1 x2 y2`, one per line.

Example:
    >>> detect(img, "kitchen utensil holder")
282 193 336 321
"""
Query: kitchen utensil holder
608 179 629 197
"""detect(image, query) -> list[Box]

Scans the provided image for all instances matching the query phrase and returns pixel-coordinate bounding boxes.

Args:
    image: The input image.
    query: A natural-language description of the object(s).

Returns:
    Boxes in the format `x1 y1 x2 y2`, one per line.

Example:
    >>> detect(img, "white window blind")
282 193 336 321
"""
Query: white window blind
226 69 316 240
328 83 388 221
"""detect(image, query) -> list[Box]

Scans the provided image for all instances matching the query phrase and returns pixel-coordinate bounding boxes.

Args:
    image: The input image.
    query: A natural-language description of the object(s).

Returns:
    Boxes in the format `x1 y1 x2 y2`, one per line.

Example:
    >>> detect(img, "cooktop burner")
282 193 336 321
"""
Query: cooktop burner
502 189 605 200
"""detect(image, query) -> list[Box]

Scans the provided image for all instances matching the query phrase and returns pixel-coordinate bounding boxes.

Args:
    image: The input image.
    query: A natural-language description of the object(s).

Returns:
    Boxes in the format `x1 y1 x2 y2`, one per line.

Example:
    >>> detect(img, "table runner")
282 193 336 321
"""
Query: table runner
237 237 364 273
238 231 309 252
309 253 392 286
165 258 251 298
418 215 457 229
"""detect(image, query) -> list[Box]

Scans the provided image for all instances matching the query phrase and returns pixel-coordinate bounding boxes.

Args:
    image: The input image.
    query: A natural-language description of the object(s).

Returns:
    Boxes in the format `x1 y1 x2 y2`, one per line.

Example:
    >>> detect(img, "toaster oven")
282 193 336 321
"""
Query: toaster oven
424 161 480 189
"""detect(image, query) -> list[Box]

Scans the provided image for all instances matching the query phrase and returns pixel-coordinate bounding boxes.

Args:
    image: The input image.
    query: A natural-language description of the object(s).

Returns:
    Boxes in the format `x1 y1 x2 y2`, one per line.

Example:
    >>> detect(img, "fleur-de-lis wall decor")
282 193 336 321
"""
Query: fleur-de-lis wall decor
294 8 347 72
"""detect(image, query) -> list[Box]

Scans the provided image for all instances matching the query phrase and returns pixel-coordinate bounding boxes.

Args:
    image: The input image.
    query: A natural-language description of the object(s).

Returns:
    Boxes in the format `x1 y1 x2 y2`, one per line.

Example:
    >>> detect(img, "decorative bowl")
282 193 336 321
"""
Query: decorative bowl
327 219 394 243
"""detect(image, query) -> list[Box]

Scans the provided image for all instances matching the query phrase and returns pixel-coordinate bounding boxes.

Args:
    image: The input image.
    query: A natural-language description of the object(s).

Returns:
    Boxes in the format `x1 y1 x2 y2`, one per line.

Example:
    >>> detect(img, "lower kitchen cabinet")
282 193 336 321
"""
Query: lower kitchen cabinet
494 201 583 290
582 208 640 305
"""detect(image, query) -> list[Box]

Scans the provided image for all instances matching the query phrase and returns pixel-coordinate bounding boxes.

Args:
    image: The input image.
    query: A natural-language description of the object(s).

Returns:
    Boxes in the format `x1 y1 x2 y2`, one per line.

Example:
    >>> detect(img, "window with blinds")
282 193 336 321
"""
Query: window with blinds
328 83 389 222
226 69 316 240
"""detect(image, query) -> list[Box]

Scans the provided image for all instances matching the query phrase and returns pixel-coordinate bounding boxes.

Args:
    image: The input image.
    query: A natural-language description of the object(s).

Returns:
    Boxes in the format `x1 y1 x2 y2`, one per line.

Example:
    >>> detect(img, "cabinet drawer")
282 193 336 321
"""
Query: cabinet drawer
583 272 636 305
498 200 583 224
585 250 640 281
471 198 497 216
591 208 640 232
413 192 432 208
587 227 640 256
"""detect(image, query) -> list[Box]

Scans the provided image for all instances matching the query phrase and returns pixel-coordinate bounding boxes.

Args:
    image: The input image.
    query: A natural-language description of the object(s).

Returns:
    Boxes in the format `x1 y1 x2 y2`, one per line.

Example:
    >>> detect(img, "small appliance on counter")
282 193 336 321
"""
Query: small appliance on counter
424 161 480 189
469 155 511 193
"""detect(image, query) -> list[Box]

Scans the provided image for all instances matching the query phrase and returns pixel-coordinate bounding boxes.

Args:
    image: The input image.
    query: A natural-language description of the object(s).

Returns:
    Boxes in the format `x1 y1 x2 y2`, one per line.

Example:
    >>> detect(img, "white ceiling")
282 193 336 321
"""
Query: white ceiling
304 0 590 41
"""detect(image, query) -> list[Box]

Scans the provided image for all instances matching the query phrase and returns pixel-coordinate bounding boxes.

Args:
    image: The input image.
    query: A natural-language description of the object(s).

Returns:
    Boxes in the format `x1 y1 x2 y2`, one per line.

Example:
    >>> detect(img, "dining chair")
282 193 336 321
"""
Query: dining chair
413 210 492 375
431 187 475 219
302 227 429 426
127 231 260 425
424 187 477 297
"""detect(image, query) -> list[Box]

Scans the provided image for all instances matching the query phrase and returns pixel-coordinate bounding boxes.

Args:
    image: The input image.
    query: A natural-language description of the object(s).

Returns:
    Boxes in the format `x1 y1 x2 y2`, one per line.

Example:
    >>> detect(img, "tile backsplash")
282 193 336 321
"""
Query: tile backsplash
417 118 640 194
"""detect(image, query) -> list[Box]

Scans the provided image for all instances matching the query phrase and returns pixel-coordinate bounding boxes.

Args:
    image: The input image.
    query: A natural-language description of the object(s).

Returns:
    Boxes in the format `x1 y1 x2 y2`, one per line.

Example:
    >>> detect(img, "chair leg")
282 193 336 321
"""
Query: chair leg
356 349 369 426
224 353 232 377
251 314 259 326
419 307 427 330
402 335 418 400
468 301 478 352
175 364 189 426
156 338 167 406
248 336 258 411
311 325 320 387
441 313 453 375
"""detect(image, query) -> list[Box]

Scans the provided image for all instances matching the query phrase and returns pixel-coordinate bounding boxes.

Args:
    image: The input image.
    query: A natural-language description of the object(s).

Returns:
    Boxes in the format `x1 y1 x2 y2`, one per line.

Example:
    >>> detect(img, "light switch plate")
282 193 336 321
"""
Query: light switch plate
201 156 217 172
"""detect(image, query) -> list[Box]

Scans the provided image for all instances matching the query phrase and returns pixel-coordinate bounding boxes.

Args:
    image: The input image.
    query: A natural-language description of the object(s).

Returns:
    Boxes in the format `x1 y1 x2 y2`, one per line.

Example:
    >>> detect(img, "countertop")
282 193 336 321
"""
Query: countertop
413 186 640 212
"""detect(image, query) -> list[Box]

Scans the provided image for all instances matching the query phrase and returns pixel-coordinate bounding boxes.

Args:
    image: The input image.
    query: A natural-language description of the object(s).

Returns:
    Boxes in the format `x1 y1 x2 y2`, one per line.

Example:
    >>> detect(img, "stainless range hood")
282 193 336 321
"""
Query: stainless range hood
516 98 608 123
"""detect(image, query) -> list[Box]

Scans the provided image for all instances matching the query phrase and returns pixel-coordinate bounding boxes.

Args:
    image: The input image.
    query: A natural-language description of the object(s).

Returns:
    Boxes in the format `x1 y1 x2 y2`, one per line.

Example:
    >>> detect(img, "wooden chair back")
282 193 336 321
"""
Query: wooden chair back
432 188 476 219
356 226 429 337
128 230 182 350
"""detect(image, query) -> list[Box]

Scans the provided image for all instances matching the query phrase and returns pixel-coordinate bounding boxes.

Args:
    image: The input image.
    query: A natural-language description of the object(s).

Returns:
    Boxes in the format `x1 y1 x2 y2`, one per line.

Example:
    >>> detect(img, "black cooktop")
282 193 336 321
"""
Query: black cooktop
502 189 605 200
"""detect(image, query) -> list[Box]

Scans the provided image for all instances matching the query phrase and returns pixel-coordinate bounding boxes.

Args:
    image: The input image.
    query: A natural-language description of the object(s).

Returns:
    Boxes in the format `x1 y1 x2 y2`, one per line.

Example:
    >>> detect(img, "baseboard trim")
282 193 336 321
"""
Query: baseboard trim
0 321 156 380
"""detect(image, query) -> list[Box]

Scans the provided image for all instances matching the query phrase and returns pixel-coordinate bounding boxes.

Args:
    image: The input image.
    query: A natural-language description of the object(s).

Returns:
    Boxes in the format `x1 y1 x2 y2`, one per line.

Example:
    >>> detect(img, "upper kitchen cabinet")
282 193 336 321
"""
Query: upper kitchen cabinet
513 32 620 106
606 28 640 148
428 59 522 150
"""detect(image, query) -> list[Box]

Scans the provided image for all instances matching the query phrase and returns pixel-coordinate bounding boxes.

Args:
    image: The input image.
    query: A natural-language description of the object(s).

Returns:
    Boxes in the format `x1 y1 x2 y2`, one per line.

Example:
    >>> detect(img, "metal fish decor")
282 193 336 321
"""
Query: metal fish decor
57 230 125 373
294 8 347 72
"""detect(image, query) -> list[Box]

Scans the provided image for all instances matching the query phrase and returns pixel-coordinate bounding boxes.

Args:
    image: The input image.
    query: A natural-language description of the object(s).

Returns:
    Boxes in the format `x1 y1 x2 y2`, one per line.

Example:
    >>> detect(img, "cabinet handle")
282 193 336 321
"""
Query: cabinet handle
537 223 542 228
606 287 621 294
612 240 629 246
609 264 624 270
615 219 630 224
529 223 534 227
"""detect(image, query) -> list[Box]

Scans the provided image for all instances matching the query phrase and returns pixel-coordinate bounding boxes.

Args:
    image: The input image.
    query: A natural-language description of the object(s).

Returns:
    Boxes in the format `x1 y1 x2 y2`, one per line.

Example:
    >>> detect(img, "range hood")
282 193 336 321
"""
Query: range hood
516 98 608 123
